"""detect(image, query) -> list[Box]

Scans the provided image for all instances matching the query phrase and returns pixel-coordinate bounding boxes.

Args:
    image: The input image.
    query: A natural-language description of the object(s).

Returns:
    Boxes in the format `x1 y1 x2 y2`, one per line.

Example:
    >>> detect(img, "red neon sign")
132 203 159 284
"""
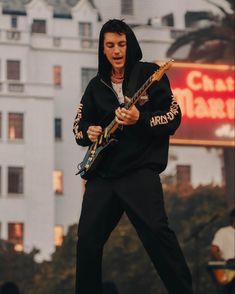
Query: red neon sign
167 63 235 147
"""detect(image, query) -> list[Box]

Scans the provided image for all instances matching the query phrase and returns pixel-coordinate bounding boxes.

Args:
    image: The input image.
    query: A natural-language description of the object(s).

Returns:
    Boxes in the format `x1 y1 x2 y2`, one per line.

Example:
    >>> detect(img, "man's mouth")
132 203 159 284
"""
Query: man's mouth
113 56 123 61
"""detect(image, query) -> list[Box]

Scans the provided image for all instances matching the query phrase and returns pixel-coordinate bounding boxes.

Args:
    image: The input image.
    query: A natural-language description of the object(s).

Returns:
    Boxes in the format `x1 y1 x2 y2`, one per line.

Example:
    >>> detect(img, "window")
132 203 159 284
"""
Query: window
8 223 24 251
55 118 62 140
53 170 63 194
7 60 20 80
176 165 191 185
79 22 92 38
81 68 97 92
53 65 62 86
0 112 2 139
162 13 174 27
31 19 46 34
79 22 92 48
121 0 133 15
54 225 64 246
11 16 18 29
8 113 24 140
8 167 23 194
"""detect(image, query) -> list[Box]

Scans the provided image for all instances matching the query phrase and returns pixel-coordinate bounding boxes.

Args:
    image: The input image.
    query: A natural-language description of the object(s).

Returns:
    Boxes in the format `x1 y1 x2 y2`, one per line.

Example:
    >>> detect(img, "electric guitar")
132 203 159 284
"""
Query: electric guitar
76 59 174 179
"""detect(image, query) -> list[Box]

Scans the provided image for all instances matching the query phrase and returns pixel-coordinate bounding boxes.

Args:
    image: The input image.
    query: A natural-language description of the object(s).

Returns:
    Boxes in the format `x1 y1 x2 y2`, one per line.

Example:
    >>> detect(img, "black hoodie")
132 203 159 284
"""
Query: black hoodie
73 20 181 178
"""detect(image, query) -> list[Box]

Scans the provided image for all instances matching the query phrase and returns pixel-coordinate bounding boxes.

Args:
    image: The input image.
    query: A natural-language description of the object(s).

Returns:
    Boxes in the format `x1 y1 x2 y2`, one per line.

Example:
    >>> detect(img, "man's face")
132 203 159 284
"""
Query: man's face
103 32 127 72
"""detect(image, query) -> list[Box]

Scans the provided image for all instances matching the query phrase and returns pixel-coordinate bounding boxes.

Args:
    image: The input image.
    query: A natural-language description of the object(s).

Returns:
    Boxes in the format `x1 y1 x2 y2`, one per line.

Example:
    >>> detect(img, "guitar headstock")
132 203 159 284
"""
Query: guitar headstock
151 59 174 82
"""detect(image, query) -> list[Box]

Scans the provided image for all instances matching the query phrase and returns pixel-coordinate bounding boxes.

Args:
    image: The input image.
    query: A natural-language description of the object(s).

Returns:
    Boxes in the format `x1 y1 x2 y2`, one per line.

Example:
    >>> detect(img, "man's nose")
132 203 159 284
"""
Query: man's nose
114 45 121 53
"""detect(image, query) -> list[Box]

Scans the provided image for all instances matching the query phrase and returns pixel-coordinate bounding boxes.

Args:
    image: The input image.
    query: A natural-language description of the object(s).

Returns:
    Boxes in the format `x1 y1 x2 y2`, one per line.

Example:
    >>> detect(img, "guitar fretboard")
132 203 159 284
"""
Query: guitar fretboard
105 74 154 134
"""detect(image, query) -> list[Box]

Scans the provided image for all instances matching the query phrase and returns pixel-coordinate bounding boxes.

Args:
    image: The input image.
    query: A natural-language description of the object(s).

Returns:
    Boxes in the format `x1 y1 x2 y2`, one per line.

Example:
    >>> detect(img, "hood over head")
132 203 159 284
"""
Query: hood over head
98 19 142 82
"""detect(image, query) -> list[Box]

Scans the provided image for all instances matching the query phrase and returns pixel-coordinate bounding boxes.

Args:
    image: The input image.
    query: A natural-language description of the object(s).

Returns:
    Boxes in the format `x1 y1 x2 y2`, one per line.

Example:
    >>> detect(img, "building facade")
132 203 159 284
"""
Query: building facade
0 0 226 260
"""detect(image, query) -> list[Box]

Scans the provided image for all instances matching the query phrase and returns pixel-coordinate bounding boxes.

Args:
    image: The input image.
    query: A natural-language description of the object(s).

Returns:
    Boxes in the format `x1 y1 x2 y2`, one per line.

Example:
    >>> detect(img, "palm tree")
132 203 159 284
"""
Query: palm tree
167 0 234 64
166 0 234 208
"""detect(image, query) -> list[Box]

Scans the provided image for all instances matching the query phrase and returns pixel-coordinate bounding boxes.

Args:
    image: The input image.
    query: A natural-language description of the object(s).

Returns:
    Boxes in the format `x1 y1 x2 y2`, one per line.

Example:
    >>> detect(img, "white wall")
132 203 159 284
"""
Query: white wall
0 94 55 261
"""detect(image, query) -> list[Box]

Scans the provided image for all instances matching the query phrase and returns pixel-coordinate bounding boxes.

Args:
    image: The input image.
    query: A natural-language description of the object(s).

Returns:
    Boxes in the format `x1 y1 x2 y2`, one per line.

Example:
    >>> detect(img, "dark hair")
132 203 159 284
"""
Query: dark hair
100 19 129 35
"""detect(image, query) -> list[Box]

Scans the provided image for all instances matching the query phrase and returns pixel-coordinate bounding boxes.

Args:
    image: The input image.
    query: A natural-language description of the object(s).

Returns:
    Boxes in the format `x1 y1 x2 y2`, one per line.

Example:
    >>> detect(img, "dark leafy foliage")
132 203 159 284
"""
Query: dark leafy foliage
0 245 39 293
167 0 235 64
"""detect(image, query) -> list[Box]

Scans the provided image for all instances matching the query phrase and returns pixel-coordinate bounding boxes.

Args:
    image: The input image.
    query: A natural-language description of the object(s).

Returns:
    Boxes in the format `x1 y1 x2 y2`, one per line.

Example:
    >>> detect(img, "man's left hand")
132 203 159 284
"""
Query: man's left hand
115 97 140 126
115 105 140 125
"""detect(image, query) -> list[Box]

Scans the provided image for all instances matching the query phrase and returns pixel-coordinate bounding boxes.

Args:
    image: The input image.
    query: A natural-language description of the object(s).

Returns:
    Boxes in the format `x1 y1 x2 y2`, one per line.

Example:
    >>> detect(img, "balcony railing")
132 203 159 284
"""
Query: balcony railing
6 30 21 41
80 37 98 49
0 81 54 99
8 82 24 93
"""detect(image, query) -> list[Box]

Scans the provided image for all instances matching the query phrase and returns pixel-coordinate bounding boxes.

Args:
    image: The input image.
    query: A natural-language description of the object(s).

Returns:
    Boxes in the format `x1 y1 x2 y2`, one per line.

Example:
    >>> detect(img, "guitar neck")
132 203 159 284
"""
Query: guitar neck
105 74 154 135
103 59 173 136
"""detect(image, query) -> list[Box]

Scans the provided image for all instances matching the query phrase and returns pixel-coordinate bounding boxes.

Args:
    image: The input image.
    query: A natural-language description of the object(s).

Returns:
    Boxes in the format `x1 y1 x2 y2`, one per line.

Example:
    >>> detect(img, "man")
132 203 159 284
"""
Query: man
211 208 235 294
73 19 193 294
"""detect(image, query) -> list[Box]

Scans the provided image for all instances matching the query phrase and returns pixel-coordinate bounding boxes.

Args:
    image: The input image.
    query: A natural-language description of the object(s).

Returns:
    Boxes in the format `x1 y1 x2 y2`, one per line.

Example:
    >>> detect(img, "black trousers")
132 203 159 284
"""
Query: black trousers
75 168 194 294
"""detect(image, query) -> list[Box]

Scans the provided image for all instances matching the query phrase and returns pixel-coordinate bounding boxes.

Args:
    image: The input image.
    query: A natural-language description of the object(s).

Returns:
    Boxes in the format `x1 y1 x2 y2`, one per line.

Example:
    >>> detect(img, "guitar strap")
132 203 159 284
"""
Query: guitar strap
124 61 142 98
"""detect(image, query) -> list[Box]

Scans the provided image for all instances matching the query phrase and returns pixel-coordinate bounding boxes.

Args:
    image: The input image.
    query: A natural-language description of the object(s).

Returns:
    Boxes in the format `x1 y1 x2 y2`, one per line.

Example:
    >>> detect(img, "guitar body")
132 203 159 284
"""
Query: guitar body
77 137 118 179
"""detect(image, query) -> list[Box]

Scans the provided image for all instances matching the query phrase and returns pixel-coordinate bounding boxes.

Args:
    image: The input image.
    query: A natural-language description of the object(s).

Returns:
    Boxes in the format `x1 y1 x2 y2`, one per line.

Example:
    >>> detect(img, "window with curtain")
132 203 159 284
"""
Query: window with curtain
53 65 62 86
8 223 24 251
31 19 46 33
54 225 64 246
53 170 63 194
8 113 24 140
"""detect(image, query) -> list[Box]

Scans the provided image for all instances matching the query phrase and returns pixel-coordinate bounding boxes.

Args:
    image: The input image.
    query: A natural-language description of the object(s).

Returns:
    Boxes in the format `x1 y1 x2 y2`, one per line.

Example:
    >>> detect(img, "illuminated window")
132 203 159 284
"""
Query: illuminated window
8 113 24 140
81 68 97 92
53 170 63 194
55 118 62 140
54 225 64 246
8 223 24 251
53 65 62 86
176 165 191 185
7 60 20 80
8 167 23 194
121 0 133 15
31 19 46 33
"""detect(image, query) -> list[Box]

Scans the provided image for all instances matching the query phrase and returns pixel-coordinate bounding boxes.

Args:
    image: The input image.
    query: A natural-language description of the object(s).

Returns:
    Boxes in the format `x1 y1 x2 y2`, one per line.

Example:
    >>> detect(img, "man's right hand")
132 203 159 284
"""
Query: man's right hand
87 126 102 142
